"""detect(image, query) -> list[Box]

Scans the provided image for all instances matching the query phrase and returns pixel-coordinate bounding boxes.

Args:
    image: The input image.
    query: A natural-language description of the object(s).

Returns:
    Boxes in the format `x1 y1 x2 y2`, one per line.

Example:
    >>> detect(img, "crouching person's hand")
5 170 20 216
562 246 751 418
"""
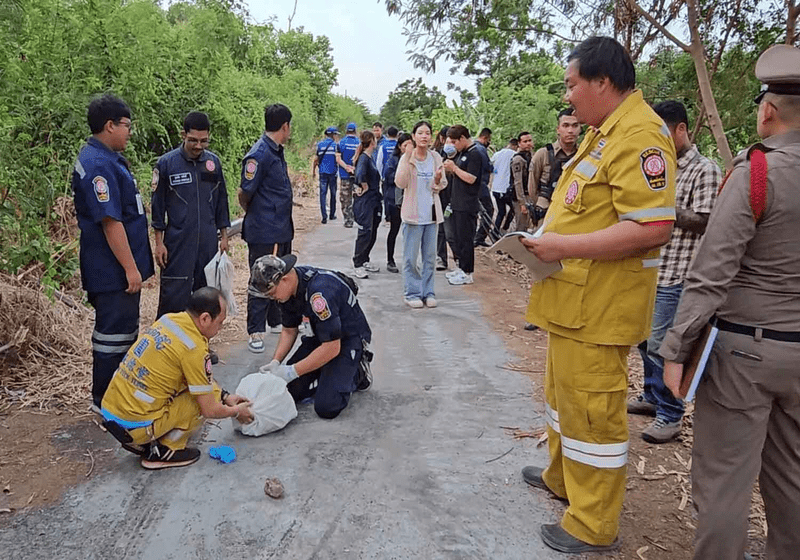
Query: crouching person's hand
233 401 255 424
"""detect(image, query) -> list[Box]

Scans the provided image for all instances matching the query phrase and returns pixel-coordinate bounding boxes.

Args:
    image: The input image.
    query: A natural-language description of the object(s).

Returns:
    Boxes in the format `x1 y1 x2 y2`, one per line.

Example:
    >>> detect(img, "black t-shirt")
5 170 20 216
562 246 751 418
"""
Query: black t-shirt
450 143 483 213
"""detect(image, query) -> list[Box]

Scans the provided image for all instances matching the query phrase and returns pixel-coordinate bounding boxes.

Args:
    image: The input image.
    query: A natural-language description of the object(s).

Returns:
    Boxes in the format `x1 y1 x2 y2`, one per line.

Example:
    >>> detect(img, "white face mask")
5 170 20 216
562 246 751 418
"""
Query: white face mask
443 144 457 157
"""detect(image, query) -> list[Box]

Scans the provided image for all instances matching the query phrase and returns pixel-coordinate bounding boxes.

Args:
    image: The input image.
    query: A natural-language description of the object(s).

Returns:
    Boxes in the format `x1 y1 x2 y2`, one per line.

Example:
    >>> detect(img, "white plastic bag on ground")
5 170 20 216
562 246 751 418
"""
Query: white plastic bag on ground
204 250 237 317
233 372 297 436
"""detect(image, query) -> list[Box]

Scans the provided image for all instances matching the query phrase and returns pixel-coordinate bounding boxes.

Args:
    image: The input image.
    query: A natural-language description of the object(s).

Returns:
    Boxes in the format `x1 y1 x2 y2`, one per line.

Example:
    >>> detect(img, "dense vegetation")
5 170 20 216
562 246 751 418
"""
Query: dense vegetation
0 0 373 286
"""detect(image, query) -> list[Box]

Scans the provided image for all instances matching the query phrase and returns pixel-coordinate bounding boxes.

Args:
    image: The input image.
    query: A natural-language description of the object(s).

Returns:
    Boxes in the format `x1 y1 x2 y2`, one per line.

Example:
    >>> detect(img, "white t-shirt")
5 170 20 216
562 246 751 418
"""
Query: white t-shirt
491 147 516 194
413 152 435 224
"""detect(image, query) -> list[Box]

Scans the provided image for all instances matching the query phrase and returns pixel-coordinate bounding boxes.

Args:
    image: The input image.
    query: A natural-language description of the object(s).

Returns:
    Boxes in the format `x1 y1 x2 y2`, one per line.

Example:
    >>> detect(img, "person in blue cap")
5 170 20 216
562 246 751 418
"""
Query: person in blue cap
151 111 231 319
251 255 373 419
71 94 154 409
336 122 359 228
238 103 294 354
312 126 339 224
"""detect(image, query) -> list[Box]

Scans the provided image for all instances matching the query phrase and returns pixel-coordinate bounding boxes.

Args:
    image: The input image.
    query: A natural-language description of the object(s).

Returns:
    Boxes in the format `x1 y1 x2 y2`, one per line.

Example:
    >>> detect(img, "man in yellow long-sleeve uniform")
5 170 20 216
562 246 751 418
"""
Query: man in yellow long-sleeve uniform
519 36 677 554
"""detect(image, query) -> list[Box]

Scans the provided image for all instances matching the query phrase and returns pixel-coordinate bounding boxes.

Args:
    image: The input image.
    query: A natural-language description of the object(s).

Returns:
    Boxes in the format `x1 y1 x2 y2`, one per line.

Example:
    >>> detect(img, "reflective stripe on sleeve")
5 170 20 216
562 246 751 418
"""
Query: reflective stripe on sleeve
642 258 660 268
618 207 676 222
189 384 214 393
545 402 561 433
660 123 671 138
133 390 155 404
561 434 629 469
160 316 197 350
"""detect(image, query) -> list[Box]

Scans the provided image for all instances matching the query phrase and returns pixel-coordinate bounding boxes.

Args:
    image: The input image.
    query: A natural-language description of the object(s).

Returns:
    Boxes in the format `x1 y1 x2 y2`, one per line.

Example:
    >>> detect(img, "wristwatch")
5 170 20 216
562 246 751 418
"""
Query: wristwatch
220 388 230 405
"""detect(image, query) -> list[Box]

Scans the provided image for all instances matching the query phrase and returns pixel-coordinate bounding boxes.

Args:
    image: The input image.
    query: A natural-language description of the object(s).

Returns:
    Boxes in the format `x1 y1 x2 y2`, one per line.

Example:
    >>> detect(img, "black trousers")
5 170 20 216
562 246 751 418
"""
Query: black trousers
493 191 515 231
386 205 402 264
247 241 292 333
88 290 141 407
353 205 381 268
437 215 456 266
452 210 477 273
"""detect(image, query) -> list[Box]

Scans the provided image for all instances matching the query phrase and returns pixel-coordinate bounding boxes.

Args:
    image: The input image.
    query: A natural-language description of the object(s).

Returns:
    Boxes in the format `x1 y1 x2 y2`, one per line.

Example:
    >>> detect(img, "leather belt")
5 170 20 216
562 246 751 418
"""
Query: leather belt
715 317 800 343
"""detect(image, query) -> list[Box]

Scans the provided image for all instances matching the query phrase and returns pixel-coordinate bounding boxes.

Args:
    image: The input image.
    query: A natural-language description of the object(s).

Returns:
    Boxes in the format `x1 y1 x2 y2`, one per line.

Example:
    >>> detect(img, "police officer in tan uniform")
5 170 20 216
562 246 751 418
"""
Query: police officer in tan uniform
519 36 676 554
660 45 800 560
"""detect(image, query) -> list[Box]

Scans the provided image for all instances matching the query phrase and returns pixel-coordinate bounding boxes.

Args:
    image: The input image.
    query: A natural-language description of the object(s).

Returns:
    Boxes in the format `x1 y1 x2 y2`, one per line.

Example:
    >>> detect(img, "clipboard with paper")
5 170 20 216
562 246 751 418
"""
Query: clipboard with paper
678 323 719 402
488 222 563 282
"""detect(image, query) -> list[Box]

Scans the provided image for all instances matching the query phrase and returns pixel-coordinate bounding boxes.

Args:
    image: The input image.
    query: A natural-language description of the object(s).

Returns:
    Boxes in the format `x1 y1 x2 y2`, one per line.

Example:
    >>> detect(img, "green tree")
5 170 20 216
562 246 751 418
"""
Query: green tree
379 78 446 127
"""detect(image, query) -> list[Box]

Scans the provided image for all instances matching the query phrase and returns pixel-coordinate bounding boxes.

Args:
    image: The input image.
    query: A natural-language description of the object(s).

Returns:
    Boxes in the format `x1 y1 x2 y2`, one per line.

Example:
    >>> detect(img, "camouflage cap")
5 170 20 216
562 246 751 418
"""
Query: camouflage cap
248 254 297 296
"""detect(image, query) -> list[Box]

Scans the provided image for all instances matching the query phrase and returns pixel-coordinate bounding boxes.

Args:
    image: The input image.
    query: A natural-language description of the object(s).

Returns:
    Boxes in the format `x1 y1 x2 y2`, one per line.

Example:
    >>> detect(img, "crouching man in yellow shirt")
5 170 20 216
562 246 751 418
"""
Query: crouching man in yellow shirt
101 287 254 470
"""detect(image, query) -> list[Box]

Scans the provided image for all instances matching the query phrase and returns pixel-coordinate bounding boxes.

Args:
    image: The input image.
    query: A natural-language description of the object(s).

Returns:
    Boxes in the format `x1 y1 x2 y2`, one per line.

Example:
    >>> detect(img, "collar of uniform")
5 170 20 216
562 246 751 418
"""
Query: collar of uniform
294 265 312 301
87 136 119 156
761 129 800 150
550 139 576 157
598 89 645 137
677 145 700 169
263 133 283 155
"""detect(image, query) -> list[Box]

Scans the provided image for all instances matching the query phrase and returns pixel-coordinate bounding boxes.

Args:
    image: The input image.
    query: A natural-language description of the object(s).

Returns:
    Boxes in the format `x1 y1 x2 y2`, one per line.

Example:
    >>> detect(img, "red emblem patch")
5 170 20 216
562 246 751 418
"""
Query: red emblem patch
205 159 215 172
643 154 665 176
564 181 579 205
310 292 331 320
639 147 668 190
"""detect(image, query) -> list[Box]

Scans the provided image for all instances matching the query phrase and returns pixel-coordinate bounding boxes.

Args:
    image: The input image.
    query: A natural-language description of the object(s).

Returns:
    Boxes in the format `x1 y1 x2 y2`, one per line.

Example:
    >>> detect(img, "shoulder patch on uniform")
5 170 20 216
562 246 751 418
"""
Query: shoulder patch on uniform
205 159 215 172
310 292 331 321
565 181 579 204
93 176 109 202
639 147 667 191
151 168 159 191
244 158 258 181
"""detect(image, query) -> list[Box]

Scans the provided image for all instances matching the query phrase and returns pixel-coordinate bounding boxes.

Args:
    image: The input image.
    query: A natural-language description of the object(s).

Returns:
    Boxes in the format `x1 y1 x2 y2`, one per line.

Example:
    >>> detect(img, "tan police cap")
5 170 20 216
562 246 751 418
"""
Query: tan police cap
755 45 800 99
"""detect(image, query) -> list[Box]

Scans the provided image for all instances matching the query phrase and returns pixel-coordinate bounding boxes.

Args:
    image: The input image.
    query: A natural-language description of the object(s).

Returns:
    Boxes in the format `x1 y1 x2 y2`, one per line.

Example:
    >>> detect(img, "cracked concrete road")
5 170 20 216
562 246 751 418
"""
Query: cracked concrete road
0 220 563 559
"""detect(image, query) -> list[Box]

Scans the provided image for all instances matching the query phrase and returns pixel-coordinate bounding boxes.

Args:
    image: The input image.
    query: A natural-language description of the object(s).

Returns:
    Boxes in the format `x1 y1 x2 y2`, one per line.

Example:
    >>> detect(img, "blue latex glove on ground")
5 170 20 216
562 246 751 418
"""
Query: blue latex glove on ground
209 445 236 464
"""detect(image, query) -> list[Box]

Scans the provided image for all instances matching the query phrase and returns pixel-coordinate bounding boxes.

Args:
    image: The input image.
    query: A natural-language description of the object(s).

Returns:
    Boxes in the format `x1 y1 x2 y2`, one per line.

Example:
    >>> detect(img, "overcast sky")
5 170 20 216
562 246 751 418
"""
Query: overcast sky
246 0 475 114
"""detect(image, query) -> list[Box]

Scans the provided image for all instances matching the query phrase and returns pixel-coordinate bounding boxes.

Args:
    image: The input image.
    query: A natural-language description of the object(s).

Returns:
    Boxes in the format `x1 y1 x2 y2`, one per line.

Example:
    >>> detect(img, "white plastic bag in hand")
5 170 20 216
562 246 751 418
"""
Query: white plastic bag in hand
204 250 237 317
233 372 297 437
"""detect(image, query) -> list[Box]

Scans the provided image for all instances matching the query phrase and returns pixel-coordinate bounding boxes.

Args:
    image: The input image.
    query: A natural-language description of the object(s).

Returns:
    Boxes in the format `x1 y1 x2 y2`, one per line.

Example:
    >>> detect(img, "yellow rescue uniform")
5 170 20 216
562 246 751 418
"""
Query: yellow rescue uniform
101 312 220 450
526 90 676 545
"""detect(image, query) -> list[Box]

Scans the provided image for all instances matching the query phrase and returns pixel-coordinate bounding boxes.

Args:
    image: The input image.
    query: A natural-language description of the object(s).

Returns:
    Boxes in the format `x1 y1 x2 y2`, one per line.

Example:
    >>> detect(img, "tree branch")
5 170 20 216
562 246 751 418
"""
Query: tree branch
484 22 579 43
625 0 690 51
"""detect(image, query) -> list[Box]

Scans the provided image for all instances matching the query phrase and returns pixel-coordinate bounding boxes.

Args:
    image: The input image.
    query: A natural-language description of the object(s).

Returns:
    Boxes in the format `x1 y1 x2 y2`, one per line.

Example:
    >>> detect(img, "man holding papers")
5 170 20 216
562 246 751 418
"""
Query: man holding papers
660 44 800 560
517 36 676 554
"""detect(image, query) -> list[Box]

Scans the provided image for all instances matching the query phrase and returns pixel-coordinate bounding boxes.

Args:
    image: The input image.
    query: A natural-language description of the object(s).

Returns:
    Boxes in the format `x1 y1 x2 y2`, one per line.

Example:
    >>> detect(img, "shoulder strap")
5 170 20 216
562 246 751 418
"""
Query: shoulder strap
718 146 768 223
749 148 768 222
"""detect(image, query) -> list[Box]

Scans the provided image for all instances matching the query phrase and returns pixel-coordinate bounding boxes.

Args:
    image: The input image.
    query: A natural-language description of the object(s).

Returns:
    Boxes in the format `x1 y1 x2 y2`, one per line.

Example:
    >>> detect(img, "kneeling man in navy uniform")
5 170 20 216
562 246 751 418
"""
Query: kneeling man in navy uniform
249 255 373 419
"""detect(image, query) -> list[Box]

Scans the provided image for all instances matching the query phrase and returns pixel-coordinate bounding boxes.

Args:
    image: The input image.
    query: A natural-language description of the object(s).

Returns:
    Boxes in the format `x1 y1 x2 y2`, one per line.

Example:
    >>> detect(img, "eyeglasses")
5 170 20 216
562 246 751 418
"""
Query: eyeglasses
753 90 767 105
114 119 133 131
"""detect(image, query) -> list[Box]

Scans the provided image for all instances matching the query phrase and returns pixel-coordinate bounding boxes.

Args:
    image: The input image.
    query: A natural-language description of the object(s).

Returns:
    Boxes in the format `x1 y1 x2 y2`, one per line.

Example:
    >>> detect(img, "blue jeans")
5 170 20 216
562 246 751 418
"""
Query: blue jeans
402 222 437 301
319 173 337 220
637 283 685 423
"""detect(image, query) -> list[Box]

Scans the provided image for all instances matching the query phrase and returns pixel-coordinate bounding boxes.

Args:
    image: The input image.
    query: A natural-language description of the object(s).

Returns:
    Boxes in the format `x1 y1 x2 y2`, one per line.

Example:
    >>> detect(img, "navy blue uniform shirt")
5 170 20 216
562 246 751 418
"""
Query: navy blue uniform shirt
316 138 338 175
337 135 360 179
280 266 372 351
151 145 230 252
71 137 154 293
240 134 294 244
383 153 401 209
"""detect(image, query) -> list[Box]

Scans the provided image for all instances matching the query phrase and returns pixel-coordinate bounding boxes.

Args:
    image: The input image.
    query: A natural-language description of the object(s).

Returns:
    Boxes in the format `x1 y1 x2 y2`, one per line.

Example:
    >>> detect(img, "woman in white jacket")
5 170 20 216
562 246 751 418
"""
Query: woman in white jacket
395 120 447 308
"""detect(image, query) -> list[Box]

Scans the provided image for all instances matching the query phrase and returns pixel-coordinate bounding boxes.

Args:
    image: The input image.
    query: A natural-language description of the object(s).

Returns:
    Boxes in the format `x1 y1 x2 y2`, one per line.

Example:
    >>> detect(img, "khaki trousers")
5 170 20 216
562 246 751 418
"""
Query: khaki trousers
542 333 629 545
513 200 530 232
692 329 800 560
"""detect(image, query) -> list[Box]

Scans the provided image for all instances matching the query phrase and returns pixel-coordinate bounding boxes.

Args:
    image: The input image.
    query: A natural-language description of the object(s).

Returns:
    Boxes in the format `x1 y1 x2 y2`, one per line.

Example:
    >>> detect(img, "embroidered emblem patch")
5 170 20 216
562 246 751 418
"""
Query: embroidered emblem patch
151 168 159 191
245 159 258 181
564 181 579 205
640 147 667 191
93 176 109 202
205 159 215 172
310 292 331 321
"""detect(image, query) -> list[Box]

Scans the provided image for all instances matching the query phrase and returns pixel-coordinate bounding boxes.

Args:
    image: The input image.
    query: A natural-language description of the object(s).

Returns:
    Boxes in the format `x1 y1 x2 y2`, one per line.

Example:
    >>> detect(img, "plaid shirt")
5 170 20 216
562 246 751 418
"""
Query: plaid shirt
657 145 722 287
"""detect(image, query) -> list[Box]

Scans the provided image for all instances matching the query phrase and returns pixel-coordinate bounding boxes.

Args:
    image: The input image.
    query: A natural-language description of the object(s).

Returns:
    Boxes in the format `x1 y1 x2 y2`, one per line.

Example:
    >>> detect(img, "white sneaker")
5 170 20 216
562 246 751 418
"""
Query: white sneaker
448 272 473 286
404 298 424 309
424 297 437 308
269 325 282 334
353 266 369 279
248 333 265 353
445 267 463 280
363 262 380 273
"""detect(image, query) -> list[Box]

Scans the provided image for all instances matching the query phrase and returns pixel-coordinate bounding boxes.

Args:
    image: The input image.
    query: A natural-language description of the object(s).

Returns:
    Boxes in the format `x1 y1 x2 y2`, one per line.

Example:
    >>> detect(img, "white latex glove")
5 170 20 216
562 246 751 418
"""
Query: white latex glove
274 364 299 383
259 359 280 374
